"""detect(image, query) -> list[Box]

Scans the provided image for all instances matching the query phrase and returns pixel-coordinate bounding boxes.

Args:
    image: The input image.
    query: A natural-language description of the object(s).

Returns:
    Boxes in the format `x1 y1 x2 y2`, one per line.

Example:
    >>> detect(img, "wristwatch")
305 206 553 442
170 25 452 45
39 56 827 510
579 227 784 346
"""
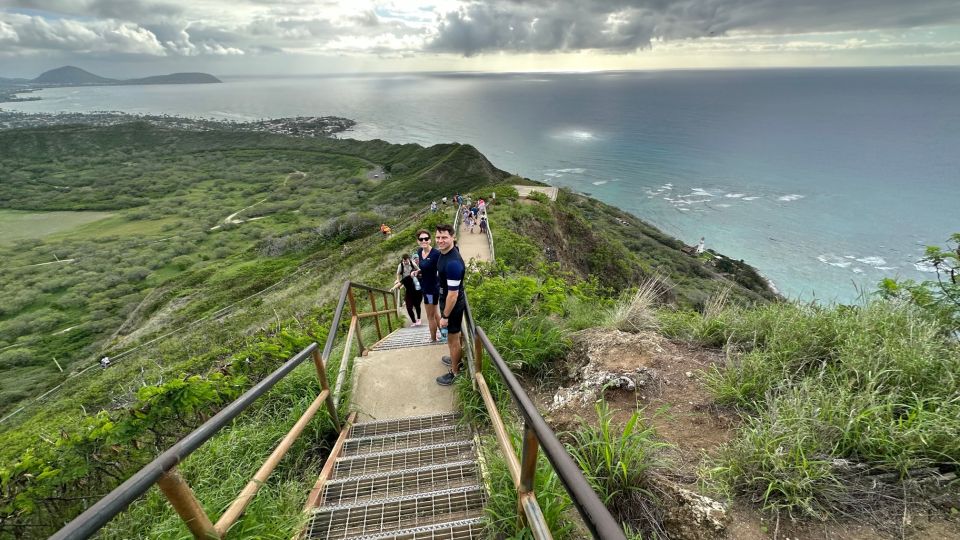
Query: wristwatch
441 315 449 320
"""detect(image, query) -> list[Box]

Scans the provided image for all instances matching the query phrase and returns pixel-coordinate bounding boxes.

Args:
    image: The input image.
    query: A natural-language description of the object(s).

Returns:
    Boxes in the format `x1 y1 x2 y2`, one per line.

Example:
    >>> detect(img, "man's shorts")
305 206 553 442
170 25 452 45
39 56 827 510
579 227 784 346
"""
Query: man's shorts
423 290 439 305
439 296 465 334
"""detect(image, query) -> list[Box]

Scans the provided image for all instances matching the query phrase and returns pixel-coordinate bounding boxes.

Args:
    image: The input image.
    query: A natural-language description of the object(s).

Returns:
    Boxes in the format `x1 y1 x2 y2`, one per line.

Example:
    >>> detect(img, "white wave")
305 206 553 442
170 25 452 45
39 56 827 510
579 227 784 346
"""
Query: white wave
844 255 856 259
817 254 852 268
856 256 887 266
778 194 805 202
678 207 690 211
690 188 713 197
742 196 761 201
875 266 896 271
716 204 732 208
852 268 864 274
914 261 939 273
557 167 586 173
591 180 608 186
725 193 746 198
543 172 561 177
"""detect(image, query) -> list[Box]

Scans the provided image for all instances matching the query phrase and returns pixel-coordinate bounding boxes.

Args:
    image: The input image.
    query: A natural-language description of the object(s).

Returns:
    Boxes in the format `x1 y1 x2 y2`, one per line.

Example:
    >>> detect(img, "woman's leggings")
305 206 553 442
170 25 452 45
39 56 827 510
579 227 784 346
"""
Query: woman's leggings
404 288 422 322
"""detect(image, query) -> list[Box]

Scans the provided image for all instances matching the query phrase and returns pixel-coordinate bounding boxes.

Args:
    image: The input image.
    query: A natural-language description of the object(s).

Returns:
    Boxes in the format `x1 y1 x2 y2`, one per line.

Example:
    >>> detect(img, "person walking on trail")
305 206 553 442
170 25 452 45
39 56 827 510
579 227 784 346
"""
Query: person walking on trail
395 254 422 326
479 215 488 234
434 223 467 386
430 201 438 213
413 229 442 341
465 213 475 234
477 198 486 215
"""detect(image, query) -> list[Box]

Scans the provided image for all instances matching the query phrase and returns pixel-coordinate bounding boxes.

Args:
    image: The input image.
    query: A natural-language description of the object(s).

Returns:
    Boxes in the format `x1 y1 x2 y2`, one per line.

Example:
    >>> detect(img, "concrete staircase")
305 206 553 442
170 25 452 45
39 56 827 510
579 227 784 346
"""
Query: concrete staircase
305 413 486 539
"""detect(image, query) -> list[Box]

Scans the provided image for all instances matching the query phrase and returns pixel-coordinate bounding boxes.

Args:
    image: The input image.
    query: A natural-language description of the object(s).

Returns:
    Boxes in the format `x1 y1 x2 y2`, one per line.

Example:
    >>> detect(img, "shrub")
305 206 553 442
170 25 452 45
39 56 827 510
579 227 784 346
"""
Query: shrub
489 315 570 376
567 401 671 536
604 277 669 333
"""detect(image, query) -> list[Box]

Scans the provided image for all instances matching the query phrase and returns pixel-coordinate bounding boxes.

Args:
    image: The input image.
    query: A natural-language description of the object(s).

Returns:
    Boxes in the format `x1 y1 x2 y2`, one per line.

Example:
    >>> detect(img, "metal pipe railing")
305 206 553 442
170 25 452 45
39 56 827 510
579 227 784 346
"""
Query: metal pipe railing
470 328 627 540
51 342 335 540
456 206 624 540
51 279 400 540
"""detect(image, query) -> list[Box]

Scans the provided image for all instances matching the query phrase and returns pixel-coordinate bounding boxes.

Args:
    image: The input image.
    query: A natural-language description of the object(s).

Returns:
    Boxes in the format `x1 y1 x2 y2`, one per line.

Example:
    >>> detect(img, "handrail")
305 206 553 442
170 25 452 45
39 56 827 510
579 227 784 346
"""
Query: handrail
457 210 624 539
51 279 399 540
473 328 626 540
327 281 399 406
51 342 335 540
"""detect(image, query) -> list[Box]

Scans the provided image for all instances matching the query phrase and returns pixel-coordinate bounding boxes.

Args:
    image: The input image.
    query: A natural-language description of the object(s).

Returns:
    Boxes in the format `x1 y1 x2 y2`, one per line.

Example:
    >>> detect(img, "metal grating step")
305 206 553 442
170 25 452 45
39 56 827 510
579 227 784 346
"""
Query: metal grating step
350 413 460 439
334 442 475 478
354 517 485 540
322 461 479 506
343 425 471 457
372 326 438 351
307 486 486 540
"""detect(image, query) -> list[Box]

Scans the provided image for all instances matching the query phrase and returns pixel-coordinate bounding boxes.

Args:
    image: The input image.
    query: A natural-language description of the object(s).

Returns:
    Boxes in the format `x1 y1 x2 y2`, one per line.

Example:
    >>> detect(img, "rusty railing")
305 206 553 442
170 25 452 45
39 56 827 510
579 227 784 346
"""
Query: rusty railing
51 280 398 540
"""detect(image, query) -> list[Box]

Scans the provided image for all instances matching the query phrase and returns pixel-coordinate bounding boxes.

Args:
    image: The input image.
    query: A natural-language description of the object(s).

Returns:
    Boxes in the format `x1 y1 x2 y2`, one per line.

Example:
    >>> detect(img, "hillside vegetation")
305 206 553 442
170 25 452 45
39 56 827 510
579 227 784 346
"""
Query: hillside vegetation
0 122 506 416
4 120 946 539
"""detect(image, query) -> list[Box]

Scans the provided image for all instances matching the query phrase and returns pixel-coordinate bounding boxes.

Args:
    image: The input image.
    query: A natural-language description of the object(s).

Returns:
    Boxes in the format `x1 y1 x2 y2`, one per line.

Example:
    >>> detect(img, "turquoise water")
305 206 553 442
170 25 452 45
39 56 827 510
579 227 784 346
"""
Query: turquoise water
6 68 959 302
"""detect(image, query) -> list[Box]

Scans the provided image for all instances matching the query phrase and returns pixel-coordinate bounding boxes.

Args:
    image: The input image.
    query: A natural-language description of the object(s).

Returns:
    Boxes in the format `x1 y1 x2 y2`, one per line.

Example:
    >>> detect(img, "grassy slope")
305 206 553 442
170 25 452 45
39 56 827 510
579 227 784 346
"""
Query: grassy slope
0 123 506 449
1 122 787 538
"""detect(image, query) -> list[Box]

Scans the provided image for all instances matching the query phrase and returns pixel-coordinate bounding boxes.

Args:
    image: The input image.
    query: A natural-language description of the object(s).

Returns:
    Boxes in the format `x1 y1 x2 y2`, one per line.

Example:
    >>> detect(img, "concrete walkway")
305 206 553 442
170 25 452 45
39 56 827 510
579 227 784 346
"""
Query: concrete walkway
456 227 491 264
351 342 455 423
514 185 558 201
349 208 494 422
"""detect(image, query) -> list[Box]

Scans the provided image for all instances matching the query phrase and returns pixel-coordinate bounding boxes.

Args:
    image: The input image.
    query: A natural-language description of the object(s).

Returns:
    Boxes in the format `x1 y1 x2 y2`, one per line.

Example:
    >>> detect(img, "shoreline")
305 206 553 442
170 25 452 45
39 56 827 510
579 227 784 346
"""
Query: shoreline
0 109 355 137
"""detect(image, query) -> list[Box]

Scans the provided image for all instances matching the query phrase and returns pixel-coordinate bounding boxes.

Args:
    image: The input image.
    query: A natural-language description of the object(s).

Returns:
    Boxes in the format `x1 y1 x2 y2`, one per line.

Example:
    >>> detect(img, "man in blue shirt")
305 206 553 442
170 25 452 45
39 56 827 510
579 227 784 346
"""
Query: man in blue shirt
434 223 466 386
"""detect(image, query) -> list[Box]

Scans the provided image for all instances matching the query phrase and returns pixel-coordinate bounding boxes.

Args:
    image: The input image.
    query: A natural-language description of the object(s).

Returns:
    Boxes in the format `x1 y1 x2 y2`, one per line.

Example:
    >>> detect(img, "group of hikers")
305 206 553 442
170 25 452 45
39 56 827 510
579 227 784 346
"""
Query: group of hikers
394 224 468 386
394 194 492 386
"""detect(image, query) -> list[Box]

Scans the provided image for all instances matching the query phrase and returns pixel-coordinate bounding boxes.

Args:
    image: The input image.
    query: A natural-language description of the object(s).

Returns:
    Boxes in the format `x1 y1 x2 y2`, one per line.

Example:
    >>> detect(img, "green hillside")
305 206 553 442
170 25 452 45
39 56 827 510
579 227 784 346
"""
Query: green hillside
0 122 785 538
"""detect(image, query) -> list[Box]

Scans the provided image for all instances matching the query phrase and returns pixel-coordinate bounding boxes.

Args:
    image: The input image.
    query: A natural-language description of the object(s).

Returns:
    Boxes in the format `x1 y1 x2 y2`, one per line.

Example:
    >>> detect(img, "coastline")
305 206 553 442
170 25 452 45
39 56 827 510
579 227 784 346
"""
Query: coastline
0 109 356 137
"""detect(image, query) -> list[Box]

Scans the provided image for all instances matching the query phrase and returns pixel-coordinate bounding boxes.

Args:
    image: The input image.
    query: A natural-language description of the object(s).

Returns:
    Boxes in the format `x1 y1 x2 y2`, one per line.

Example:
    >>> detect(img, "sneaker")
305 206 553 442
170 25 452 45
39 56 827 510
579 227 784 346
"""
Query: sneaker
415 319 422 326
440 355 463 370
436 371 458 386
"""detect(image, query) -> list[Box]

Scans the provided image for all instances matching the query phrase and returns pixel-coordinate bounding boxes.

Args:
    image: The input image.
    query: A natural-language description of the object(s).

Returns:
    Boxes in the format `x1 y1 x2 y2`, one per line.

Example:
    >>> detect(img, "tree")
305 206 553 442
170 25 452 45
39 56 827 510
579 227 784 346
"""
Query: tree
878 233 960 332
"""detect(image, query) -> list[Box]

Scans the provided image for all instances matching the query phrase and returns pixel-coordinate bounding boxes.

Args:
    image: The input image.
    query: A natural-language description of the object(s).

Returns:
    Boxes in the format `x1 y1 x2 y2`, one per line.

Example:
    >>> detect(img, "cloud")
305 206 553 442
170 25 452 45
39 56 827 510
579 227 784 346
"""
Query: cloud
0 12 166 55
427 0 960 55
7 0 183 22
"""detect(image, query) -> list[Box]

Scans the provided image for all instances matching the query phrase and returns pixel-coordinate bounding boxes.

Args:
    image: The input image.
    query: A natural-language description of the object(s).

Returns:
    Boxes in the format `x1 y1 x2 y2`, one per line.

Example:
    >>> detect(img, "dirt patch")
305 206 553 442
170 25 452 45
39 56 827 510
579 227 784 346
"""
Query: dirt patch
531 328 960 539
541 329 734 478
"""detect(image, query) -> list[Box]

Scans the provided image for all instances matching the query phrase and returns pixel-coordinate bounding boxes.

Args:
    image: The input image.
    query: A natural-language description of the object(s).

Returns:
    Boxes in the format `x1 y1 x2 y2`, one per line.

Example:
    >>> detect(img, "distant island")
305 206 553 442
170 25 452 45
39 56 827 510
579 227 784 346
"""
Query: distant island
0 66 221 103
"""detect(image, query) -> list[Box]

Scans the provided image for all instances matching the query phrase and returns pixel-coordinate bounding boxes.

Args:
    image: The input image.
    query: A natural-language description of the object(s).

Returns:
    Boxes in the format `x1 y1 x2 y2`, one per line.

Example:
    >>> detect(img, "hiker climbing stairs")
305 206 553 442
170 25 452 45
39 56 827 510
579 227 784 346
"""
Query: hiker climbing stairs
305 413 486 539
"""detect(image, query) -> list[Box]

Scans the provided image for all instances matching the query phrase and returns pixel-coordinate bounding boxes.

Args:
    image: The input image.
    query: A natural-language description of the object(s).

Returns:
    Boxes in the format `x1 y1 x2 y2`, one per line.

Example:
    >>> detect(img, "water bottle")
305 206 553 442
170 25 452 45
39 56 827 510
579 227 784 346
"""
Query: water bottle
440 326 448 340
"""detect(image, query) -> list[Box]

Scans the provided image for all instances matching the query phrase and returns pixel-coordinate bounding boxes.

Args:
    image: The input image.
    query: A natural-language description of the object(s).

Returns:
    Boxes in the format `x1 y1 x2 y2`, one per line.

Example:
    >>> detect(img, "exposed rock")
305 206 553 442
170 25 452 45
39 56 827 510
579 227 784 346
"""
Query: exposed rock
549 328 661 412
657 477 729 540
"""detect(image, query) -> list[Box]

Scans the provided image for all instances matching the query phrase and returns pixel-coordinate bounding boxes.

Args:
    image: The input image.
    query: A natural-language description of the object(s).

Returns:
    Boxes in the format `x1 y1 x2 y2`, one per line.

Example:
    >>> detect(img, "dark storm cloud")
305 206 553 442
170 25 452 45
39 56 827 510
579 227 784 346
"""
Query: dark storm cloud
428 0 960 55
7 0 182 21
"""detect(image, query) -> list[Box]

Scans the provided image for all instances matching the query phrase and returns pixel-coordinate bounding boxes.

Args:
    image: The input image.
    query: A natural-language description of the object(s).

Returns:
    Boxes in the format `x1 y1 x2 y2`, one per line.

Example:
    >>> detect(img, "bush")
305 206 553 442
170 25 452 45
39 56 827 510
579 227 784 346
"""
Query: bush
692 298 960 519
489 316 570 376
567 401 671 536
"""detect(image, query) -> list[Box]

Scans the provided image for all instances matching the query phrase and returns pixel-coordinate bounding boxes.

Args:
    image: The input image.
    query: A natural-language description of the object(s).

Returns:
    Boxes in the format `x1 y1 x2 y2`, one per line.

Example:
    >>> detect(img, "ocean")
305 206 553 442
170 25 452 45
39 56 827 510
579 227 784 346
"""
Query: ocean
5 67 959 302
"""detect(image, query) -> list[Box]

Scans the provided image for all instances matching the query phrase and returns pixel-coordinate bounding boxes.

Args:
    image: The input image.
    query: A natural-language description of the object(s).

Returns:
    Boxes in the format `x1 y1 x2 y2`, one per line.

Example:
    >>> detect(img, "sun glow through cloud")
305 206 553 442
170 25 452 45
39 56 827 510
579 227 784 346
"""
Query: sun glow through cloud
1 1 959 76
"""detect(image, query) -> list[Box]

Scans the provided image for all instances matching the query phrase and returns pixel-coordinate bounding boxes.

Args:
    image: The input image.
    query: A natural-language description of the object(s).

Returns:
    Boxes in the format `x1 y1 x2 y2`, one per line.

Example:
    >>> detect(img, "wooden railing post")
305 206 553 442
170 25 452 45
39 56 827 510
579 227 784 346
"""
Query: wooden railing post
347 287 365 354
382 291 393 332
518 421 539 527
368 290 383 340
156 468 219 539
473 330 483 375
312 348 341 430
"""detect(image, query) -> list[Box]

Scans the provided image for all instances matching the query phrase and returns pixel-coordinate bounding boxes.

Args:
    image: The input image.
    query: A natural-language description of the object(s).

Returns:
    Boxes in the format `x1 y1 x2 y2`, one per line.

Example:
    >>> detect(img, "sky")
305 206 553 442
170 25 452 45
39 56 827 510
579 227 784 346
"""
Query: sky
1 0 960 77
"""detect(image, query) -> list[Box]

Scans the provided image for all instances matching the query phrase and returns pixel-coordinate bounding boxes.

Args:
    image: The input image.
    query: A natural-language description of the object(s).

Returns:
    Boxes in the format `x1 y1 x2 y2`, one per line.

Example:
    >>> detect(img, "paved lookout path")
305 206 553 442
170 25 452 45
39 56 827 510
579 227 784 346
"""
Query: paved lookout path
349 206 494 423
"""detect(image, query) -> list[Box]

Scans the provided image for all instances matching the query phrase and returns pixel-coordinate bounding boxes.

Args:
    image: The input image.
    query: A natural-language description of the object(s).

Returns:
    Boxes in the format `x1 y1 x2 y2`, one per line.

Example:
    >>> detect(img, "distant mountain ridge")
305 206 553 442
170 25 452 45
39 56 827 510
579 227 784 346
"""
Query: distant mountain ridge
30 66 221 86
